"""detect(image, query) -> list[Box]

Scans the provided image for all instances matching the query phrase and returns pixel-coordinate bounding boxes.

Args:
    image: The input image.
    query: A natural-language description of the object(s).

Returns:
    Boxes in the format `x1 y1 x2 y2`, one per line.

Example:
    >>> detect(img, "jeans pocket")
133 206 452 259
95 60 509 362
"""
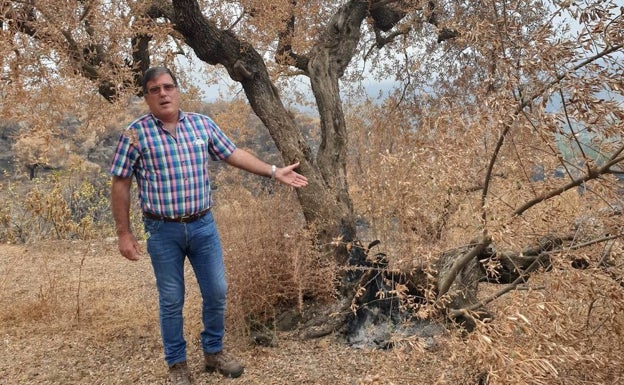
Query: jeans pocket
143 217 162 238
198 210 215 226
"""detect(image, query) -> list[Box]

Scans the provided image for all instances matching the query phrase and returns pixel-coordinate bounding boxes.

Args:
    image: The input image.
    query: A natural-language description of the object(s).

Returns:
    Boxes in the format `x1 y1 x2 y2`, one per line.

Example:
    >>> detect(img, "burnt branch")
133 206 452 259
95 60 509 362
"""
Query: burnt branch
369 1 407 32
369 0 457 50
144 1 175 20
448 255 544 317
131 33 152 94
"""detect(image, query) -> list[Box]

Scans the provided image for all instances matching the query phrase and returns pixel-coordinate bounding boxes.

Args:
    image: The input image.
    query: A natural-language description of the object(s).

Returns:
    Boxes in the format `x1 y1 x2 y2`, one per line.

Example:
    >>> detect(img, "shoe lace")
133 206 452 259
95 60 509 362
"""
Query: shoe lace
217 351 234 363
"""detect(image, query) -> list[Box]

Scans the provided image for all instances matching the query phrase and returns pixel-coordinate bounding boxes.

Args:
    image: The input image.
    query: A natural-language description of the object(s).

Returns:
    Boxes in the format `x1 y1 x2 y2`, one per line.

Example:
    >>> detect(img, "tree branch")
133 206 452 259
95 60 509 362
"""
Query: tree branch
514 143 624 215
369 1 457 51
437 235 491 298
448 263 535 317
275 0 310 73
481 42 624 220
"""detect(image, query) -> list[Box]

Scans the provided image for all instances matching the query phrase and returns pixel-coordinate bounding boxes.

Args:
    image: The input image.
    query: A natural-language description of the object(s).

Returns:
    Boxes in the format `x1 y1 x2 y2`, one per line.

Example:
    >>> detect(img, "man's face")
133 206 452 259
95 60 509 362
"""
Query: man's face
144 73 180 121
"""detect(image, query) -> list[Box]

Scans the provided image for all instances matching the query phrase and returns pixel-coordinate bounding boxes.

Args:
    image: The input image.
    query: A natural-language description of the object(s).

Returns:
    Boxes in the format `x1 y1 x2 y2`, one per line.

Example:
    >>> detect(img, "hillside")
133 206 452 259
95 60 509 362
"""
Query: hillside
0 99 319 182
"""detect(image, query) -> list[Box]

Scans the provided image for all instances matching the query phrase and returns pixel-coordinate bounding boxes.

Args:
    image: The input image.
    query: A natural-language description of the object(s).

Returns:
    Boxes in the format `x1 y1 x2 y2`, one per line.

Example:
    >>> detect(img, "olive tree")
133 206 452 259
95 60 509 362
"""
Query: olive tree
2 0 623 324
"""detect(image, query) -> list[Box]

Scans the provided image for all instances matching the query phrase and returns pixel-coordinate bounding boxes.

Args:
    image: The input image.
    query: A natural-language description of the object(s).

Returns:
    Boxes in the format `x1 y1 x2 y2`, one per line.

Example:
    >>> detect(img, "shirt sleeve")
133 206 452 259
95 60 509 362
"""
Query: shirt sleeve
206 118 237 161
109 129 139 178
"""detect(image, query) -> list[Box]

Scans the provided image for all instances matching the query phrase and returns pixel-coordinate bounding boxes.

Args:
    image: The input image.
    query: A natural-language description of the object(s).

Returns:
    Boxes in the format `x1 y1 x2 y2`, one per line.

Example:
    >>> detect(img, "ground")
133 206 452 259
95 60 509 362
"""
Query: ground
0 240 462 385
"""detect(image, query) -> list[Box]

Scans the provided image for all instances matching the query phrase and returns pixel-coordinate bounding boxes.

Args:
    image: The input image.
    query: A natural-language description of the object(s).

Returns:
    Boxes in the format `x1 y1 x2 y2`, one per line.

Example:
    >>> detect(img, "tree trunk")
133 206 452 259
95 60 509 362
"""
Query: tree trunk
171 0 358 255
305 2 371 250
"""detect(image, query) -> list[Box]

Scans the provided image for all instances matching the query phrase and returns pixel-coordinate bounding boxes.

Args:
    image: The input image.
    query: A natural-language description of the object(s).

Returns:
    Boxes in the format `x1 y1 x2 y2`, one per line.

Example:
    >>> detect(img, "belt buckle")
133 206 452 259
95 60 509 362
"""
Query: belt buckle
178 213 194 223
178 209 206 223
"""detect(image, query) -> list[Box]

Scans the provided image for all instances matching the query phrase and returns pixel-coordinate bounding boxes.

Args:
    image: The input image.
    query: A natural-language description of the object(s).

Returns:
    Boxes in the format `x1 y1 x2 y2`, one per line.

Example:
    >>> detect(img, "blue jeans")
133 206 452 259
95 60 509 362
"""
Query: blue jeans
144 211 227 366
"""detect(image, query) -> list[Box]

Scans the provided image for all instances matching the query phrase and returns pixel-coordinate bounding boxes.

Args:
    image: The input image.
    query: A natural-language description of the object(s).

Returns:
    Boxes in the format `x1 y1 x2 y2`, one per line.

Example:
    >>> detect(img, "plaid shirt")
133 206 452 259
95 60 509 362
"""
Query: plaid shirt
109 110 236 217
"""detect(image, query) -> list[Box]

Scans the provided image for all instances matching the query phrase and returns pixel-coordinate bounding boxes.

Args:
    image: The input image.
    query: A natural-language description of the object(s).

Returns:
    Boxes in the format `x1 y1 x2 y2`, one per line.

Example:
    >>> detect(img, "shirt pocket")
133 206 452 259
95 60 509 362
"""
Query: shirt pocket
189 137 208 167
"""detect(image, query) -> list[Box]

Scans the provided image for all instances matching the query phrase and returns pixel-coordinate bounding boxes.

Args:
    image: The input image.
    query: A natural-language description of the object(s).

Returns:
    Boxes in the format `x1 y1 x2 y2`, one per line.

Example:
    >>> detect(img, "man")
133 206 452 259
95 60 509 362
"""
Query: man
110 66 308 384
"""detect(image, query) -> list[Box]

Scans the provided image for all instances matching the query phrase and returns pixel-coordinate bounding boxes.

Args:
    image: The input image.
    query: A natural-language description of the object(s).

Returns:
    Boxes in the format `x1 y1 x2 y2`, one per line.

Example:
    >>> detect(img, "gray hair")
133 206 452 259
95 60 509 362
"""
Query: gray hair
141 67 178 95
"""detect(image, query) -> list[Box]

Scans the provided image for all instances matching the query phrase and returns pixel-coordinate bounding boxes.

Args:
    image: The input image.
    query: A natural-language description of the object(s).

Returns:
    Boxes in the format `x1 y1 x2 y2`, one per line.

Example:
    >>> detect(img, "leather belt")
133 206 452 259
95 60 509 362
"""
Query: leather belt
143 208 210 223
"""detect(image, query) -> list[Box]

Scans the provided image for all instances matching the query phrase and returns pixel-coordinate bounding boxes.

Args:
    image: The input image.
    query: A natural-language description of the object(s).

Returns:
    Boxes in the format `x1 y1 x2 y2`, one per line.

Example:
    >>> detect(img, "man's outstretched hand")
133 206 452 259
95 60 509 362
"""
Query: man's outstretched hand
276 162 308 187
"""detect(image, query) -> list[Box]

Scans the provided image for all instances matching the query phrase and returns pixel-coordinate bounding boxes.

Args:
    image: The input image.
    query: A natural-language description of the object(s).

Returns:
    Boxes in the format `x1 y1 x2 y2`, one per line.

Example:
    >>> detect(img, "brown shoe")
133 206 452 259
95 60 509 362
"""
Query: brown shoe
204 351 244 378
168 361 191 385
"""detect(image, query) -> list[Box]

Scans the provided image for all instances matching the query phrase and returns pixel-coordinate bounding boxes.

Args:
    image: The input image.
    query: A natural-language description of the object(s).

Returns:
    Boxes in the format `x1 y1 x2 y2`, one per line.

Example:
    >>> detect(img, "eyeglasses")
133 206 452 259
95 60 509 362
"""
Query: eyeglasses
147 83 177 95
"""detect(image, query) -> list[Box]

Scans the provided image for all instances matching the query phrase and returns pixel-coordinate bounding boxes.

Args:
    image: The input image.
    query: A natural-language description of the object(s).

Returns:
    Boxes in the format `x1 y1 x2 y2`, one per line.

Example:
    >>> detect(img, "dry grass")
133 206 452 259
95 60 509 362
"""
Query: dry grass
212 182 338 336
0 240 452 385
2 239 623 384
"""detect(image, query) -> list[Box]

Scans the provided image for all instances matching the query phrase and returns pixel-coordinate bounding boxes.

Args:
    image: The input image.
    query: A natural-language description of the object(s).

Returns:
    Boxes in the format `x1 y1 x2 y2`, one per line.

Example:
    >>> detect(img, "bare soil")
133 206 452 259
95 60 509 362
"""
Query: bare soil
0 240 461 385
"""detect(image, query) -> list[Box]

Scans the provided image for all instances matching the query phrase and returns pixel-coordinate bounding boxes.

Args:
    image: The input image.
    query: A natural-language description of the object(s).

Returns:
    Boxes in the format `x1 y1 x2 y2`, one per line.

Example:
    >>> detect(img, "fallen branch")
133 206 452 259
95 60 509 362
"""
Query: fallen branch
449 254 546 317
437 234 491 297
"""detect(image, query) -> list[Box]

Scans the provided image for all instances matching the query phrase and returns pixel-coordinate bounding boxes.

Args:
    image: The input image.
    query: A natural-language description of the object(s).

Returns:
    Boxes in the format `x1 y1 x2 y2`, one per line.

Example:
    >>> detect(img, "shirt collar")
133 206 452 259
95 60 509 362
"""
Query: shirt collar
150 110 186 126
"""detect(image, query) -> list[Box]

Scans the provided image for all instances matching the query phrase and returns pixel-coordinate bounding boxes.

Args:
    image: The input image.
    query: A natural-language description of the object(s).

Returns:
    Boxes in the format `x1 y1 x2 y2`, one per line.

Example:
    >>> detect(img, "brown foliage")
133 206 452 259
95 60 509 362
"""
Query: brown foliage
1 0 623 383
